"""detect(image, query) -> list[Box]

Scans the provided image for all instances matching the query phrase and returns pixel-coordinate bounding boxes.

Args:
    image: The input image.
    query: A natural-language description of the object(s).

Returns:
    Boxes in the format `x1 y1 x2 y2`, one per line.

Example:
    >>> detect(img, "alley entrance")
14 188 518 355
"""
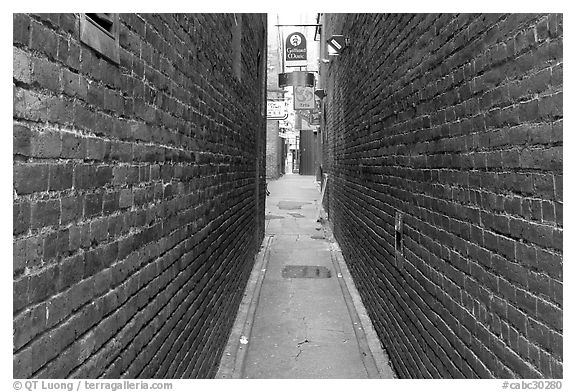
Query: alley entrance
216 175 395 378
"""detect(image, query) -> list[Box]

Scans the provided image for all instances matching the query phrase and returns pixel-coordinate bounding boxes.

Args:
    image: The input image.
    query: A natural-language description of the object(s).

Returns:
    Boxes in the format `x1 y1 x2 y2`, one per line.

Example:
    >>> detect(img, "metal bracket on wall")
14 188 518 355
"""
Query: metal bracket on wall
395 211 404 269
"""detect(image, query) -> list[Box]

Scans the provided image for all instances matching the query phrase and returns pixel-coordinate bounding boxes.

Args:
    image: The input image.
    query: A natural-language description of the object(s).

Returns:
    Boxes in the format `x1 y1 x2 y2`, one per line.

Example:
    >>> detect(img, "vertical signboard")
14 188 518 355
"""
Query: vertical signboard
310 111 320 125
285 32 307 67
294 86 315 110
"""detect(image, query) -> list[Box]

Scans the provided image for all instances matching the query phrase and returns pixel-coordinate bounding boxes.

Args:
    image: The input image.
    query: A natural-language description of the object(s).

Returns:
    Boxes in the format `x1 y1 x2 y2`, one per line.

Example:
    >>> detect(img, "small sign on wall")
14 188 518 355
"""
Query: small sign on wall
267 100 288 120
327 35 348 56
395 211 404 269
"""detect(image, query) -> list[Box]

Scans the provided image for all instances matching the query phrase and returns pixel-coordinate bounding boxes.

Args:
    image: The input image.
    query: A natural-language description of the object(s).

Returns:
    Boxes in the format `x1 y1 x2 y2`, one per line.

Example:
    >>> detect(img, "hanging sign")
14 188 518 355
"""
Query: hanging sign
310 111 320 125
297 110 320 125
294 86 315 110
299 110 311 124
285 32 307 62
278 72 315 88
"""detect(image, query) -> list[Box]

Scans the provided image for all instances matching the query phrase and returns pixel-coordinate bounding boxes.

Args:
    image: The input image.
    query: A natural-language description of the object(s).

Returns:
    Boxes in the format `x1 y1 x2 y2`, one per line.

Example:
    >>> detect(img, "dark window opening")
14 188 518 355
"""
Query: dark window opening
86 13 115 36
395 231 403 254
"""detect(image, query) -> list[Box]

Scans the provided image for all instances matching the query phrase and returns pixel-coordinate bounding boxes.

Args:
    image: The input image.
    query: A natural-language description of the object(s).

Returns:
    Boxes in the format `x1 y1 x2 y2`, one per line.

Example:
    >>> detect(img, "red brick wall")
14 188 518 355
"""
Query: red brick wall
13 13 267 378
321 13 562 378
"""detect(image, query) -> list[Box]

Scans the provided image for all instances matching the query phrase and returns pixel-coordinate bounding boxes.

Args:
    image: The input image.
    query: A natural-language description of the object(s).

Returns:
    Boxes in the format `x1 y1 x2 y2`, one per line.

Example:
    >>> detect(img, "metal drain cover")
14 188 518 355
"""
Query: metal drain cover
282 265 332 279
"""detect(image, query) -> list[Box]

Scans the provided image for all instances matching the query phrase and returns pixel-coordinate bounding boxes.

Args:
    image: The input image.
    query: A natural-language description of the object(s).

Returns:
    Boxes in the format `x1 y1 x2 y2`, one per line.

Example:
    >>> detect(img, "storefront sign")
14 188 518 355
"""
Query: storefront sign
294 86 315 110
285 32 307 62
278 72 315 88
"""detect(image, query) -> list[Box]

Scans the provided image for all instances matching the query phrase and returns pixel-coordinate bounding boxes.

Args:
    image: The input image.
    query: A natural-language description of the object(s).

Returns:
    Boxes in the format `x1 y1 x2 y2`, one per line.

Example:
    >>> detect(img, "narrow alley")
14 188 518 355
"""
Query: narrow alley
12 12 563 382
217 174 395 378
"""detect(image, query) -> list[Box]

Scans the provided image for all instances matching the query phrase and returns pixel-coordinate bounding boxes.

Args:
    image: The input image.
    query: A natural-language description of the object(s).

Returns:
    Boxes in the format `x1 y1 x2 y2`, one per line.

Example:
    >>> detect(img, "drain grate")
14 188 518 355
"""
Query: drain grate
282 265 332 279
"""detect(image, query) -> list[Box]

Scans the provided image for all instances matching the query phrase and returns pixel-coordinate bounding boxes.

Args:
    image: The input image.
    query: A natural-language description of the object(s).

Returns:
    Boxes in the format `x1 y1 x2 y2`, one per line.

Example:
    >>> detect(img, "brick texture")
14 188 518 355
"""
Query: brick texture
265 33 285 179
266 120 284 179
13 13 267 378
321 13 562 378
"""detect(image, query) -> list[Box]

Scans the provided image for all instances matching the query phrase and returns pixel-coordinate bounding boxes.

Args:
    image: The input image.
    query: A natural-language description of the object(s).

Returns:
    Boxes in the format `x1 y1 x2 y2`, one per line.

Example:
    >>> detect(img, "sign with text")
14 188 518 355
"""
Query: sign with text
267 100 288 120
285 32 307 63
294 86 315 110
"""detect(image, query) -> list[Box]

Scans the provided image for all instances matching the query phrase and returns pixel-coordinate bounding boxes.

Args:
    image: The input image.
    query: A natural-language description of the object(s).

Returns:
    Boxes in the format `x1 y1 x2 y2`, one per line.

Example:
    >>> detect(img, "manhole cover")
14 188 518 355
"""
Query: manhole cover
265 214 285 220
278 201 311 210
282 265 332 279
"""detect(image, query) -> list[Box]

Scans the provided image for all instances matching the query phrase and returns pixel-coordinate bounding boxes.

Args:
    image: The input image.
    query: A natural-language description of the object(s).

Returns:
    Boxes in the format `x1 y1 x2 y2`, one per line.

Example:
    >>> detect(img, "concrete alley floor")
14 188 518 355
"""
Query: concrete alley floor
216 174 396 379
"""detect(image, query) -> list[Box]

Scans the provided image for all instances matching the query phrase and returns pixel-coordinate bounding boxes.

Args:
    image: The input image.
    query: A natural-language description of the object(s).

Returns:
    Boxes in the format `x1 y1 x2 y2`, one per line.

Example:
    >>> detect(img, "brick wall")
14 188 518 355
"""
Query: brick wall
265 30 284 180
321 13 562 378
13 13 267 378
266 120 281 179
